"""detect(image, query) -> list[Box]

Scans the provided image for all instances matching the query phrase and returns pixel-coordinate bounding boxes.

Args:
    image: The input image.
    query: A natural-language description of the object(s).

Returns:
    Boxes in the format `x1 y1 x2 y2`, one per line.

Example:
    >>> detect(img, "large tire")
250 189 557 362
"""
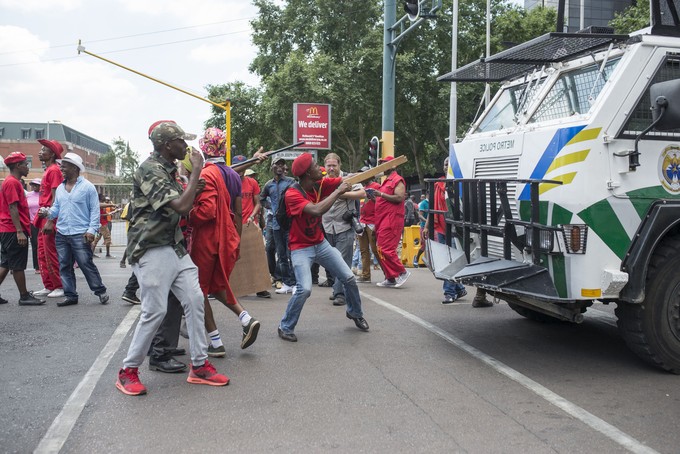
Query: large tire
507 302 561 323
616 236 680 374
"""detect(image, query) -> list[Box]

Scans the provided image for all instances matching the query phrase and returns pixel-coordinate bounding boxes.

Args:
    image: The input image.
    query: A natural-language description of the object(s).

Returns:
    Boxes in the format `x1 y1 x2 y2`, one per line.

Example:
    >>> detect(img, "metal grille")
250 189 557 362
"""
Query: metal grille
438 60 534 83
486 33 629 65
620 54 680 139
473 156 521 258
530 59 619 123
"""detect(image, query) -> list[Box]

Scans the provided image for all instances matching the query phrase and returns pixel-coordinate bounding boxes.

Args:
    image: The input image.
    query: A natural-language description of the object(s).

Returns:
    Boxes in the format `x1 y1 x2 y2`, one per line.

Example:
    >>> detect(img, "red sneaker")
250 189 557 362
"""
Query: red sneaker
116 367 147 396
186 360 229 386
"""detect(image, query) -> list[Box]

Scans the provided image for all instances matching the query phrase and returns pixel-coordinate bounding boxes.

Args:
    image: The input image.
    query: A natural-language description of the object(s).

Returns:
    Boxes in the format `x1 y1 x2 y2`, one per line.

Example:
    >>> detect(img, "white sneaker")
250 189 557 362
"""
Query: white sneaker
395 271 411 288
376 279 396 288
275 284 294 294
47 288 65 298
32 288 51 296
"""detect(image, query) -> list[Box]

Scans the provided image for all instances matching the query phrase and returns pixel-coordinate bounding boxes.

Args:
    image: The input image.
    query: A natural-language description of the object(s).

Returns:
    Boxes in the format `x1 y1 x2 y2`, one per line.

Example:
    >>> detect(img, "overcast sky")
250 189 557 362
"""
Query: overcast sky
1 0 525 160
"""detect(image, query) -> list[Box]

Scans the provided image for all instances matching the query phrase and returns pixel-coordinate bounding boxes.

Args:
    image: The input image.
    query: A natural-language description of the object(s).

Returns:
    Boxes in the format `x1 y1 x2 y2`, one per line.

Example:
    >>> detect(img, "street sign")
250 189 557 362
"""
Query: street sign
293 103 331 150
272 150 318 162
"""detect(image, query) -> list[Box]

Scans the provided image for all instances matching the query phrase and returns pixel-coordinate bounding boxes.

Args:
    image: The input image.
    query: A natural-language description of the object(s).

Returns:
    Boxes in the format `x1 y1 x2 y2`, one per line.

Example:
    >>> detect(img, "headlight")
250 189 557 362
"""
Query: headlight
525 228 554 252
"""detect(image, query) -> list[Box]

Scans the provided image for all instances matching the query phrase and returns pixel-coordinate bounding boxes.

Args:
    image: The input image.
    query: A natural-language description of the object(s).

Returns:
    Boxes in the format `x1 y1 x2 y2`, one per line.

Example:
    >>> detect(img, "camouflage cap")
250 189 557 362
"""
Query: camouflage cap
149 122 197 146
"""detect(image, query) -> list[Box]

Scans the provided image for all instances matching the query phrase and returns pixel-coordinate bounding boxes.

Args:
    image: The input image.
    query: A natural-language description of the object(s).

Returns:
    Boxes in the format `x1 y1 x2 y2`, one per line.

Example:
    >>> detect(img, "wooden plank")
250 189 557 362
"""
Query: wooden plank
344 155 408 185
229 223 272 297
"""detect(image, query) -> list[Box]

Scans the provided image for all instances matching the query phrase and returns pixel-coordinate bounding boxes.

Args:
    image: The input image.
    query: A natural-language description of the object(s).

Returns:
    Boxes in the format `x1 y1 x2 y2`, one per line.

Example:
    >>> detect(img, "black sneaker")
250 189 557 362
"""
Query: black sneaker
332 295 346 306
57 299 78 307
346 312 369 331
241 319 261 349
0 296 9 305
277 327 297 342
18 294 45 306
256 291 271 299
121 293 141 305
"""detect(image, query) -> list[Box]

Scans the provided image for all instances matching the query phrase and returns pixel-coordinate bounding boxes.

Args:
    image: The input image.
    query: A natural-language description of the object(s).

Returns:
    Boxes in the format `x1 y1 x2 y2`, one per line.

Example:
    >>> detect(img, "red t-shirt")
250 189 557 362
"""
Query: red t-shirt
359 181 380 225
0 175 30 233
434 176 447 235
240 176 261 224
286 177 342 251
99 207 109 227
39 163 62 207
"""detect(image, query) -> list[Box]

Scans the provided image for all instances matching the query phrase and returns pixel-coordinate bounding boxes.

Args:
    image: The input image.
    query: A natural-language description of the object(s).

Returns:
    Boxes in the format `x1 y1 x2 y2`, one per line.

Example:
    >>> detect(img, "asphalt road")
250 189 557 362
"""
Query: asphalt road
1 246 678 454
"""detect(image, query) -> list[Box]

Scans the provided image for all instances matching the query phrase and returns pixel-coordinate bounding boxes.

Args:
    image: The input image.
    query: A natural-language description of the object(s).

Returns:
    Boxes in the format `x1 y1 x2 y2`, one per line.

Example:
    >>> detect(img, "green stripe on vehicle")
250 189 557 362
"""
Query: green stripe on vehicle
626 185 676 218
578 200 630 260
550 203 573 298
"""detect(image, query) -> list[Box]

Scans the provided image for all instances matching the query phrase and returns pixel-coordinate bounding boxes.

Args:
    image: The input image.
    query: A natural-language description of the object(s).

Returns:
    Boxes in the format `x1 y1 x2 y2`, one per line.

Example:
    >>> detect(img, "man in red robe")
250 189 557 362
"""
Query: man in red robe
189 128 260 357
373 156 410 288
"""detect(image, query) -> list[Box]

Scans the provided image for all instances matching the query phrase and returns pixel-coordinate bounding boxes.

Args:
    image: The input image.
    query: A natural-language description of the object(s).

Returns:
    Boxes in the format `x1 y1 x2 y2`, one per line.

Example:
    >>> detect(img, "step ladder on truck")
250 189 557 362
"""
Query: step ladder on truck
426 0 680 373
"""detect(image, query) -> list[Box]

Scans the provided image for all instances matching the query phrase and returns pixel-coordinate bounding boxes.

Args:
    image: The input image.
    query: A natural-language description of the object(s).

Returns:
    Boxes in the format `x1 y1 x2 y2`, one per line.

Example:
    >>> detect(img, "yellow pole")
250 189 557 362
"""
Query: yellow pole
77 41 233 163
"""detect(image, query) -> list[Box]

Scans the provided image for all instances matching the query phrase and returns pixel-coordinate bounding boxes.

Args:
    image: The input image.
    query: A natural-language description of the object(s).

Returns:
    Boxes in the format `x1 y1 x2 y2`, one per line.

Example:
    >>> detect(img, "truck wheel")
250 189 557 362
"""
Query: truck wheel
507 302 561 323
616 237 680 374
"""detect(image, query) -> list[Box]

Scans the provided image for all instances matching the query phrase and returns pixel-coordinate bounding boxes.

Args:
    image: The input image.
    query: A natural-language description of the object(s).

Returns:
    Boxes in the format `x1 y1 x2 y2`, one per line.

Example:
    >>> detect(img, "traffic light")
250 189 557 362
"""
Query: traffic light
404 0 419 21
366 136 380 168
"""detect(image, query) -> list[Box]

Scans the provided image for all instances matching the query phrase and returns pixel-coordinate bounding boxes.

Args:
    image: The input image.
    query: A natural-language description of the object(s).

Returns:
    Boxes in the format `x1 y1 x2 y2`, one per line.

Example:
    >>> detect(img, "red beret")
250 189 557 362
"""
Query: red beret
292 152 314 177
378 155 395 163
37 139 63 159
4 152 26 165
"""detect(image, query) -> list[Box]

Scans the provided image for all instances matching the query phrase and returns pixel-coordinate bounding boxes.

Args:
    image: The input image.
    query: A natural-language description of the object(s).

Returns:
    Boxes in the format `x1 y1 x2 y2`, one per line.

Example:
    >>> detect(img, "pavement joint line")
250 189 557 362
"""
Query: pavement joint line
360 290 659 454
34 306 141 454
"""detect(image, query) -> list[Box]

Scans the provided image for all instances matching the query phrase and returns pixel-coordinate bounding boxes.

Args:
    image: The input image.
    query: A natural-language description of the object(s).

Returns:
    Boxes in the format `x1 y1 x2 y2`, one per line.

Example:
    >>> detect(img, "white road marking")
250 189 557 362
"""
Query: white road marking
361 291 658 454
34 306 141 454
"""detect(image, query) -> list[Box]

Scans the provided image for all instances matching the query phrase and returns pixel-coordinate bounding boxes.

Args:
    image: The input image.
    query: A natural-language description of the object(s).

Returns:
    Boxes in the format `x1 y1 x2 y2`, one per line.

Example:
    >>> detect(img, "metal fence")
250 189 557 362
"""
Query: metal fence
93 183 133 247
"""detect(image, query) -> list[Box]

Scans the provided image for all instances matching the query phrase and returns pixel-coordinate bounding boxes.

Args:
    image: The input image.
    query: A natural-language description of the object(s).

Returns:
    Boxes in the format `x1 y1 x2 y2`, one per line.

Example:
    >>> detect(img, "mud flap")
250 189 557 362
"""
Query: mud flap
425 238 477 281
454 257 559 298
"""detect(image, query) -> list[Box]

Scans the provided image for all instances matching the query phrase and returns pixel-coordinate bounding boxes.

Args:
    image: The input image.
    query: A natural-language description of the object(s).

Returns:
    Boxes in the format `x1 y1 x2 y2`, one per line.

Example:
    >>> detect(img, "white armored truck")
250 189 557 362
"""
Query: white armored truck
428 0 680 372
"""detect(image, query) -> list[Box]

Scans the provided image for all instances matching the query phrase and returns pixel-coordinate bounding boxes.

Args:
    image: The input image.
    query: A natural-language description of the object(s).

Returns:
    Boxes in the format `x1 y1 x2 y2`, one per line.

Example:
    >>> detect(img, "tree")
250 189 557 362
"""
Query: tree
610 0 650 34
99 138 139 183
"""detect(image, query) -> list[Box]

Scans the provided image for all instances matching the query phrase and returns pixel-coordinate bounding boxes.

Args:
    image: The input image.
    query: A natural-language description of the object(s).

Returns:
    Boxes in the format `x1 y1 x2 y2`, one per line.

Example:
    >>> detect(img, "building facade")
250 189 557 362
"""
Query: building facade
0 121 113 184
525 0 634 32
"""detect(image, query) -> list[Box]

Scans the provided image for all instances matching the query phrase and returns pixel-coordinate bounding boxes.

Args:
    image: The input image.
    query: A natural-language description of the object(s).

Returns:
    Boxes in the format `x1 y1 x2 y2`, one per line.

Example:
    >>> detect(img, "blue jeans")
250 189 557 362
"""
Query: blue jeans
280 239 363 333
436 232 465 297
273 228 295 287
326 229 354 298
55 232 107 300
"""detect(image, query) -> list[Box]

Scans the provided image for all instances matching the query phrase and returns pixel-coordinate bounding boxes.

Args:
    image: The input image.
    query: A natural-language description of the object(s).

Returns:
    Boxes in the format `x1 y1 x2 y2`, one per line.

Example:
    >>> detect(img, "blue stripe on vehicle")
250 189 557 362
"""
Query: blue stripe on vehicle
518 125 586 200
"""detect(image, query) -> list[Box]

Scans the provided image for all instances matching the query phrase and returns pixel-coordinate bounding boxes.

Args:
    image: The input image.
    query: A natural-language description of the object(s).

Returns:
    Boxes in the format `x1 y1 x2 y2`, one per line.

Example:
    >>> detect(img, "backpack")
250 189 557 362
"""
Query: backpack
275 182 306 231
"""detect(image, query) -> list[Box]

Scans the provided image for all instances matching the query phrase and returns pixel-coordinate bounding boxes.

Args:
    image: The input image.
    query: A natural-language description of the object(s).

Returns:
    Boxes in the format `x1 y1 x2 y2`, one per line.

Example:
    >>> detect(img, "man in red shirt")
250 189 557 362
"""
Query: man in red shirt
0 152 44 306
32 139 64 299
430 157 466 303
372 156 410 288
278 153 369 342
357 174 381 283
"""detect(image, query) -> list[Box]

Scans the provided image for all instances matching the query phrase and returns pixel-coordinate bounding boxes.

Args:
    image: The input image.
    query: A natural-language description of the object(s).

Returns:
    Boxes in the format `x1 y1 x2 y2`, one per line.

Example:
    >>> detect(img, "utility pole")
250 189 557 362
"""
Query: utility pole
382 0 442 159
77 42 234 164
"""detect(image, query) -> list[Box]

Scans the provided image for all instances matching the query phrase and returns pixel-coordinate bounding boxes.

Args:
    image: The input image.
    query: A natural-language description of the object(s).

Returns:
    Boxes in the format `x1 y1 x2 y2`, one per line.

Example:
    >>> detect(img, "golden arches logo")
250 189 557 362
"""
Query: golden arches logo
307 106 319 116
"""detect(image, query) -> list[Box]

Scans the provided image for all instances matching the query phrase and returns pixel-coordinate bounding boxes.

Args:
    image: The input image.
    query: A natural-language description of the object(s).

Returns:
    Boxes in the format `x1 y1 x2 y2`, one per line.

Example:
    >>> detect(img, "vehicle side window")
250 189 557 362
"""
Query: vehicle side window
529 59 619 124
619 54 680 139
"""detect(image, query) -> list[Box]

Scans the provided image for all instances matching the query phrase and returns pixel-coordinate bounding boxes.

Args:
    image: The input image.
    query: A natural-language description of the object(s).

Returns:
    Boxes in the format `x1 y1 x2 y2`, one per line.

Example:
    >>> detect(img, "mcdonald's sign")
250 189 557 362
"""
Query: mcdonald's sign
293 103 331 150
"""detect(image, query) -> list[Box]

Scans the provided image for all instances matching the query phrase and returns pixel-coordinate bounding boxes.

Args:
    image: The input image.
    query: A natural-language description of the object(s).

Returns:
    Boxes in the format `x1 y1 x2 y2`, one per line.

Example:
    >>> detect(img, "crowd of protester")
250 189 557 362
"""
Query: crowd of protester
0 122 493 396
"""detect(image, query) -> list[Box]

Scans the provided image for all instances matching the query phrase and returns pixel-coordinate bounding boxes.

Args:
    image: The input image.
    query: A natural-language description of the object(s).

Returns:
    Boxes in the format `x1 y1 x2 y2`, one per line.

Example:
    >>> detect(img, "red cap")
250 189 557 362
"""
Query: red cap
148 120 175 137
378 155 395 163
4 152 26 165
292 152 314 177
37 139 63 159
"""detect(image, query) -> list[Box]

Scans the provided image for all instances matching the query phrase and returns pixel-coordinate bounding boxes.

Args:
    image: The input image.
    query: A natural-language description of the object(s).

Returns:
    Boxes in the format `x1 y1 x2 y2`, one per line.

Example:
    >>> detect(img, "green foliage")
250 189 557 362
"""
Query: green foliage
205 0 556 185
610 0 650 34
98 138 139 183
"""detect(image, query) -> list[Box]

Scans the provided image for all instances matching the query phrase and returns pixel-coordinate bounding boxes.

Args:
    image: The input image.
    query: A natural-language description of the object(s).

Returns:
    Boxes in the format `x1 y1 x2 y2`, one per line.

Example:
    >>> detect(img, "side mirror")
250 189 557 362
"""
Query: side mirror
650 78 680 131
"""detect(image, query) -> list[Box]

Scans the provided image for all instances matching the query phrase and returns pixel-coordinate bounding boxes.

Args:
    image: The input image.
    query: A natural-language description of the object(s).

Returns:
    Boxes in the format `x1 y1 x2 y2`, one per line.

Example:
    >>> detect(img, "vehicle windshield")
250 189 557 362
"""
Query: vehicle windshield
475 78 546 133
529 58 620 123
